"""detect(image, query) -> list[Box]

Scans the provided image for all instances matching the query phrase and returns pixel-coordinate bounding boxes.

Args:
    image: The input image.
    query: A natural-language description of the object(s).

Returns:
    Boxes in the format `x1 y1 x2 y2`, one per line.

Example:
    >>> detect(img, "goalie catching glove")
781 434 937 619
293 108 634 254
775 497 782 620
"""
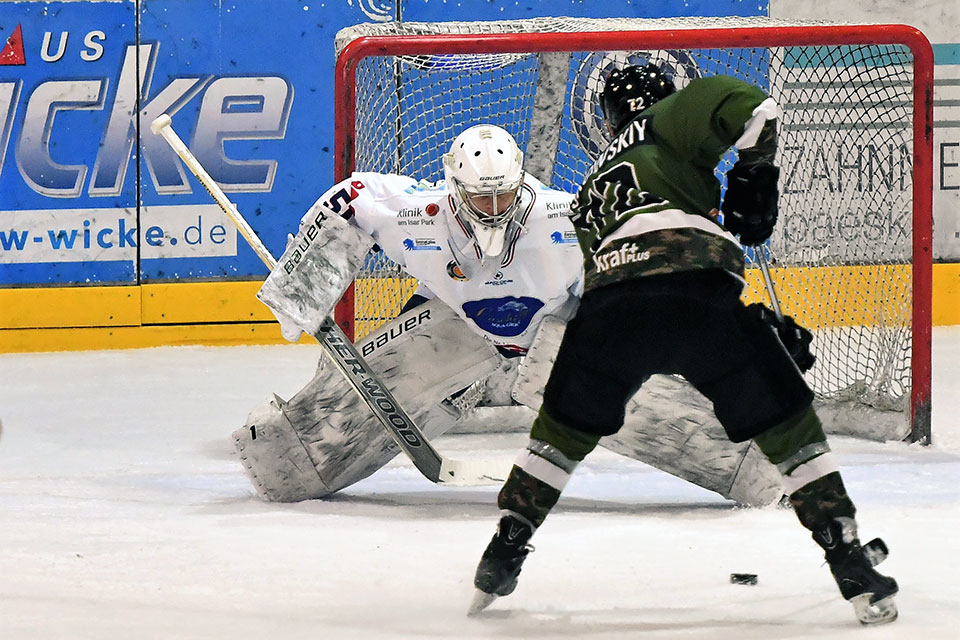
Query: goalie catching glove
747 303 816 372
721 163 780 246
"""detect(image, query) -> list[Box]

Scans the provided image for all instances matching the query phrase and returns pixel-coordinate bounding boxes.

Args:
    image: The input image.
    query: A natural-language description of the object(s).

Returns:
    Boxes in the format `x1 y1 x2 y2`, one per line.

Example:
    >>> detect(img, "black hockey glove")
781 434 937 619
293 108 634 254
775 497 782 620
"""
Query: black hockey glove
721 163 780 246
748 303 816 372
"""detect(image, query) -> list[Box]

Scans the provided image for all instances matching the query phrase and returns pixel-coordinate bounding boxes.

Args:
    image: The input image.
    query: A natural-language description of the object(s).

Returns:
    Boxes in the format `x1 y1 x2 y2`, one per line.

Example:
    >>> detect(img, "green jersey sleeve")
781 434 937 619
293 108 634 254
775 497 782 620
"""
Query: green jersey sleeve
648 75 772 170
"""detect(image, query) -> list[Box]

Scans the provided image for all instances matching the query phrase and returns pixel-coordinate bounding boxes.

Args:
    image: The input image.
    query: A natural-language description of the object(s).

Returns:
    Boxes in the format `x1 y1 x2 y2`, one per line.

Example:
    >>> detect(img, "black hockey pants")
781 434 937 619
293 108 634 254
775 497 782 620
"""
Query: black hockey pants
541 269 814 443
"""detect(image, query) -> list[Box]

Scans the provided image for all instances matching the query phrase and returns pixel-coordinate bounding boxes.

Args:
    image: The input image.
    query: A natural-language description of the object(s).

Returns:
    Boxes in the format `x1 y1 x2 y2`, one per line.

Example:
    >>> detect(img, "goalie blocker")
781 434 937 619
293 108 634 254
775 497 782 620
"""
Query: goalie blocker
257 200 374 341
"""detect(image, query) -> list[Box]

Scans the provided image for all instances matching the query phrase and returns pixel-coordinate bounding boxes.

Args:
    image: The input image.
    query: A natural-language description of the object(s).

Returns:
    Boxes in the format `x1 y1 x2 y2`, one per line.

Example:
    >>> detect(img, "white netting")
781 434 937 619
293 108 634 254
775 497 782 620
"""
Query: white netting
335 17 926 441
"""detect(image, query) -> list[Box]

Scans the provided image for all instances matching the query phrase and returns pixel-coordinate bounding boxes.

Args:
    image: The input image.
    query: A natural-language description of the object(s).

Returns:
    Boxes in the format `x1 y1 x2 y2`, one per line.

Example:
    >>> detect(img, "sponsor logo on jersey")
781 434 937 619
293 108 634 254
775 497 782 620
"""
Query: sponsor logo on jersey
403 179 446 194
592 242 651 272
396 203 434 227
425 203 440 217
546 199 571 218
402 238 441 251
461 296 545 337
550 231 578 244
482 271 514 286
446 260 468 281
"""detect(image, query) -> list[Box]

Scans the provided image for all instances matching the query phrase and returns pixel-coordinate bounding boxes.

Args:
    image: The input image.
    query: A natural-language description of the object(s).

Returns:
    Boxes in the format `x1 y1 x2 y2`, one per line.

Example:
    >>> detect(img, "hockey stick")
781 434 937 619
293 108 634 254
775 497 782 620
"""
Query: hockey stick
150 114 508 487
753 244 784 322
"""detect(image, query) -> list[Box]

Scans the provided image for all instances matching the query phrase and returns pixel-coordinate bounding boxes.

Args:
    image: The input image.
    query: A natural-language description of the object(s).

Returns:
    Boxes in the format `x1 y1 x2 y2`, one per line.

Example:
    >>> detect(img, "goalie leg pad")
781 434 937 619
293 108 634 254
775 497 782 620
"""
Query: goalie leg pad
602 376 783 507
233 395 328 502
235 299 501 501
511 314 568 410
513 316 782 507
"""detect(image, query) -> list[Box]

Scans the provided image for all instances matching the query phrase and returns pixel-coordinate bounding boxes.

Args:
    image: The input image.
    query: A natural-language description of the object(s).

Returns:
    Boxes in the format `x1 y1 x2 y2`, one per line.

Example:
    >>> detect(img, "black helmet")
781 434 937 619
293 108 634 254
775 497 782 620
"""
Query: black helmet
601 63 676 137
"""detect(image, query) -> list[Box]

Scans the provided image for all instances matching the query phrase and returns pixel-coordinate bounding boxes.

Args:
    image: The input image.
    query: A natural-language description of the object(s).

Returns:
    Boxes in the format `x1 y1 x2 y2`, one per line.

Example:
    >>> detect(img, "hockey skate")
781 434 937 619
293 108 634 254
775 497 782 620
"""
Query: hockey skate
813 517 898 625
468 515 534 615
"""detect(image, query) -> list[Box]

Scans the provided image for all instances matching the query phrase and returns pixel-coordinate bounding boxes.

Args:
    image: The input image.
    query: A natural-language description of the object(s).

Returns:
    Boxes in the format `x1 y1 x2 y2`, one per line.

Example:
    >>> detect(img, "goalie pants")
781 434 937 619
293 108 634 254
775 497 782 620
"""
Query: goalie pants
542 269 814 443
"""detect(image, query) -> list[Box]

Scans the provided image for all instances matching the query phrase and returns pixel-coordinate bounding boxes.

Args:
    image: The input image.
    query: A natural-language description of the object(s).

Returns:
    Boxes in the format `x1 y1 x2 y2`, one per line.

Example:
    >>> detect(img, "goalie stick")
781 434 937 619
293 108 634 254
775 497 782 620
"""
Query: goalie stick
150 113 508 487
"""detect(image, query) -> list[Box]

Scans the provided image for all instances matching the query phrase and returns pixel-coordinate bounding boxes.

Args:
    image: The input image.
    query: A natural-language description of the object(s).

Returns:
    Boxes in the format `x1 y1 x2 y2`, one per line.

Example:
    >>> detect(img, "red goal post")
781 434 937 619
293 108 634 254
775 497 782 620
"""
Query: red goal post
332 18 934 444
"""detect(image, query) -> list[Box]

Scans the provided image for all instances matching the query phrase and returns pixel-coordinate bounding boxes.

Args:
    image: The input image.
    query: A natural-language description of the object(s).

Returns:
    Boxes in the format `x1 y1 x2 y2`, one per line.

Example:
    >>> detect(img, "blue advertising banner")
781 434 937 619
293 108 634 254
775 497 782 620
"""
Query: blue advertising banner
0 1 139 284
136 0 357 282
0 0 373 286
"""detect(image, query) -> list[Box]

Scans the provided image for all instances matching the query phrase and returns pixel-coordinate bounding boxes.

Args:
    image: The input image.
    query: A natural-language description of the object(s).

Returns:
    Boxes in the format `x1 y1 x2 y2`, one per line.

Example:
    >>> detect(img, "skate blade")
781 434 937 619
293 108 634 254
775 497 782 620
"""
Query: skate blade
467 589 498 616
851 593 898 625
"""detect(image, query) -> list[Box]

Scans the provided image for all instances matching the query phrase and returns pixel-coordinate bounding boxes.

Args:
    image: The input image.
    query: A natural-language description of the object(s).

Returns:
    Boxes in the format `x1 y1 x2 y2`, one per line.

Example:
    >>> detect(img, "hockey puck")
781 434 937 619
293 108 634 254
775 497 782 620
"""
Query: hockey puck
730 573 758 585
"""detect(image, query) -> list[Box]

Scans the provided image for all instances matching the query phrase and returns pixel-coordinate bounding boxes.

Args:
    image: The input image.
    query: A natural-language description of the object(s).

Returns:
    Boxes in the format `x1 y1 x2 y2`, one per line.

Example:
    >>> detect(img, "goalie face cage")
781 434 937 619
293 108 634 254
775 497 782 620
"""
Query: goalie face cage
332 18 933 444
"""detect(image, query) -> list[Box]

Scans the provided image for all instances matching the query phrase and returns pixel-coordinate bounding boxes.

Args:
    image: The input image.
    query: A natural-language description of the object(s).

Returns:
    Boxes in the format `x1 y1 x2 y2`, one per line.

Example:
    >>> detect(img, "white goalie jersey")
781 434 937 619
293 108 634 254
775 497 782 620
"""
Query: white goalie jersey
311 171 584 353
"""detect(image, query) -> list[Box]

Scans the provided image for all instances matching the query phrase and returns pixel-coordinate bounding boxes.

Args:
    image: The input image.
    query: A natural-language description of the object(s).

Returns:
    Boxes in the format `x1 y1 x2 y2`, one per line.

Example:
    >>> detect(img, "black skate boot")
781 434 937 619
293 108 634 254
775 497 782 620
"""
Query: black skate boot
813 517 898 625
468 515 534 615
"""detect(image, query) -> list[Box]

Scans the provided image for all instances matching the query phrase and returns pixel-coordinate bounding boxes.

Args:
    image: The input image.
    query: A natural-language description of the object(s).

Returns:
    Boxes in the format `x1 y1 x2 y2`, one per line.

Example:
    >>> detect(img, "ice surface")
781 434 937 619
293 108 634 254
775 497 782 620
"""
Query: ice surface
1 328 958 639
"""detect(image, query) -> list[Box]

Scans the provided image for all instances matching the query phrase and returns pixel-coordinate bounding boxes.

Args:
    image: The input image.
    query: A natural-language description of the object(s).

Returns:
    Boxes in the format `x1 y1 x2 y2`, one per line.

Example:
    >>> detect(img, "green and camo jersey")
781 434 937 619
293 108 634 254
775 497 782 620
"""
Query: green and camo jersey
571 74 773 292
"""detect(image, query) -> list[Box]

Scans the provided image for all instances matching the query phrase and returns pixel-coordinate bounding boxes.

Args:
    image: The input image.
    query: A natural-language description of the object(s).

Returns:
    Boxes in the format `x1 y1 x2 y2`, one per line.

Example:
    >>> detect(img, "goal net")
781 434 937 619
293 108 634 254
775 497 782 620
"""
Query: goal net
332 17 933 443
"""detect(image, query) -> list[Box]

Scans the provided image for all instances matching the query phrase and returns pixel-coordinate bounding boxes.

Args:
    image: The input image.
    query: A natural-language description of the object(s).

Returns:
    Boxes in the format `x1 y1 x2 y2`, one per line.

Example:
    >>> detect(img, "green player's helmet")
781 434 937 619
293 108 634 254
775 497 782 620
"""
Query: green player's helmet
601 63 676 137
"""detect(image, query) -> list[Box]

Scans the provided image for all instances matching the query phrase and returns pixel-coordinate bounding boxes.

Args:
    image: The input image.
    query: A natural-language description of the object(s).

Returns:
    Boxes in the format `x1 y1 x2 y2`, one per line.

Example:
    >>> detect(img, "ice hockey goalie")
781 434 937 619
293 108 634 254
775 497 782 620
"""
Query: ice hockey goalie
234 124 783 506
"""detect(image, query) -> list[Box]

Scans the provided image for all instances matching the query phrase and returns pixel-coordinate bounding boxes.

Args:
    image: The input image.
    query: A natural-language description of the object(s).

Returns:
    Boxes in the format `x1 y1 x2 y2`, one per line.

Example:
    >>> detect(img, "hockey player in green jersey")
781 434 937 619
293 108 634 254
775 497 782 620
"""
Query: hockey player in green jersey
467 64 898 625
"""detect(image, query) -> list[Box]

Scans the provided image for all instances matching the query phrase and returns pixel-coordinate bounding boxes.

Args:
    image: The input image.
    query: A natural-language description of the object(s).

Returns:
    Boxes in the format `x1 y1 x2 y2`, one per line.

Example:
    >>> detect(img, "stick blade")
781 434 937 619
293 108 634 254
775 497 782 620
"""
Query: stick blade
436 457 513 486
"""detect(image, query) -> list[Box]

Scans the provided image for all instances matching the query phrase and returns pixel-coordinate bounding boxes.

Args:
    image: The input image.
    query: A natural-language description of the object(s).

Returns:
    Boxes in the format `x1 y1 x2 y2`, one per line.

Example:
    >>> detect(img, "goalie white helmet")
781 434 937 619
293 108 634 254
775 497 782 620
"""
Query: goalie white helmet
442 124 524 257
